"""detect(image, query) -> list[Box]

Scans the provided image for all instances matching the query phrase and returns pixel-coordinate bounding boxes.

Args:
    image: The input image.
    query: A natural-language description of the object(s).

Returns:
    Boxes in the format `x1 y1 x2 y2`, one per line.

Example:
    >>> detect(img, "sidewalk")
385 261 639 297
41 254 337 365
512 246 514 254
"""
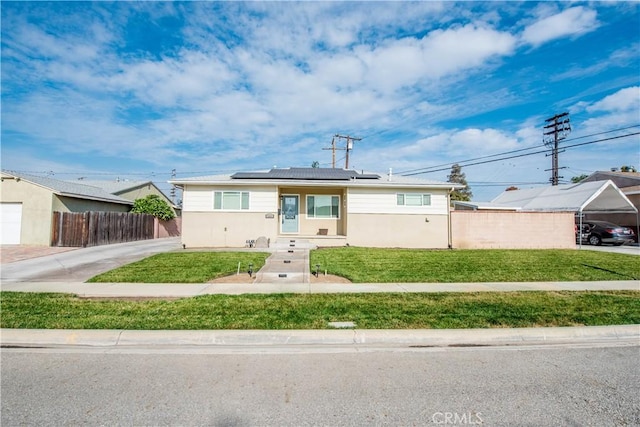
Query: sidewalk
2 280 638 297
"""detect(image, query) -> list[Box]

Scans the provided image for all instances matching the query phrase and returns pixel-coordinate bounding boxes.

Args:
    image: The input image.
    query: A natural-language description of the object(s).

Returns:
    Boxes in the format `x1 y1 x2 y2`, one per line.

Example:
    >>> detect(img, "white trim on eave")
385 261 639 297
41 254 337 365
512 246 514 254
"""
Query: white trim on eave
170 179 460 190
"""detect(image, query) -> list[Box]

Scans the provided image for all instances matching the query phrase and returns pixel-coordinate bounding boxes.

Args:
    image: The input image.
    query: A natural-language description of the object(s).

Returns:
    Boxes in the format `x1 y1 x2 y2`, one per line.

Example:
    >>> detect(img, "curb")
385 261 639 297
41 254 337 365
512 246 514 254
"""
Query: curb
2 325 638 348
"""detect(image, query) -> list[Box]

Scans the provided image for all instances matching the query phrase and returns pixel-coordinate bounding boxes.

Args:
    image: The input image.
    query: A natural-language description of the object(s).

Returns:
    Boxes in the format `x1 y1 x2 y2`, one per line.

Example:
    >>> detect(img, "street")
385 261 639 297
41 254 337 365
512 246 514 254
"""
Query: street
2 343 639 426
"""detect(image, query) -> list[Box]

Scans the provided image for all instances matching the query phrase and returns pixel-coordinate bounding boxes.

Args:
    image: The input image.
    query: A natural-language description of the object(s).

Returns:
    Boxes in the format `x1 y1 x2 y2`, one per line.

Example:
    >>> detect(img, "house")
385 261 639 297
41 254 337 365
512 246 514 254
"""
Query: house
170 167 462 248
580 170 640 228
0 171 132 245
71 179 180 216
449 180 637 249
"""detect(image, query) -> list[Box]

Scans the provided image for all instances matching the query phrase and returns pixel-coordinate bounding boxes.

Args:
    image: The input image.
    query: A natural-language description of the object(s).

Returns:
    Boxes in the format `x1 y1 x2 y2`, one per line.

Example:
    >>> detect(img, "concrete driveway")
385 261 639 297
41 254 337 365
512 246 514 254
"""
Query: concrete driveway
576 243 640 256
0 238 181 283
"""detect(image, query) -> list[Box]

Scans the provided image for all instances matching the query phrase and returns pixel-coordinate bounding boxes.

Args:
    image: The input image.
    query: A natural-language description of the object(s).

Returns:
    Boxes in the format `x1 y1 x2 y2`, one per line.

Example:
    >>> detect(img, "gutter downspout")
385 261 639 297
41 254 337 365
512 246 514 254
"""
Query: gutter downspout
447 188 454 249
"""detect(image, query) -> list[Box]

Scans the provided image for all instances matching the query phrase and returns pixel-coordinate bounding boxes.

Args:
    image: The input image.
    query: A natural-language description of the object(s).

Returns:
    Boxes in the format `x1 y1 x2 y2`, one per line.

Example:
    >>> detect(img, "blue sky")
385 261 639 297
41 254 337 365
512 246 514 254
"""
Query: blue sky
1 1 639 201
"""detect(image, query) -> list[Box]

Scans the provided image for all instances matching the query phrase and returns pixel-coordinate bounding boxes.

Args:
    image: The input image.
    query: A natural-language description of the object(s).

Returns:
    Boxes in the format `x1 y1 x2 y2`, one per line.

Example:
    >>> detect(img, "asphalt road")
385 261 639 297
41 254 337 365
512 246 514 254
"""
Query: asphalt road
2 344 639 426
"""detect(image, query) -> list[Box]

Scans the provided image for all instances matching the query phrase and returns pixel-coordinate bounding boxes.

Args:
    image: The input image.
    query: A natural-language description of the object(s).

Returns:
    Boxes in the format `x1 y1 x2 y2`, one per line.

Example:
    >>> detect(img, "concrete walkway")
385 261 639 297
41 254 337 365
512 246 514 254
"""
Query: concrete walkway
253 238 315 284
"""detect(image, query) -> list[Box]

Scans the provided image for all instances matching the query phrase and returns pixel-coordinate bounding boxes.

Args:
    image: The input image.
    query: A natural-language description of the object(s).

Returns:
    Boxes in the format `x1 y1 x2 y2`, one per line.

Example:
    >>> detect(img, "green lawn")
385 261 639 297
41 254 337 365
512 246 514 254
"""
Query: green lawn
88 252 270 283
310 248 640 282
1 291 638 329
86 248 639 284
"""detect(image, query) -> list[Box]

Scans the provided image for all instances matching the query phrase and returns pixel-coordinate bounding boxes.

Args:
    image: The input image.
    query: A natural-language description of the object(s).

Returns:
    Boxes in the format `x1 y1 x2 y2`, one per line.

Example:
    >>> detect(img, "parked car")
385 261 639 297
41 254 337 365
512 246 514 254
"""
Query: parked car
576 220 636 246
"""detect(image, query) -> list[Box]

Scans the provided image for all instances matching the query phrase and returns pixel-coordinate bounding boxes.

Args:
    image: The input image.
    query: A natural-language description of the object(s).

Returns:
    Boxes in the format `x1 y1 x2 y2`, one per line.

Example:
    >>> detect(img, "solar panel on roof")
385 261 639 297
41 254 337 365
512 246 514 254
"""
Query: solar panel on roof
231 168 380 181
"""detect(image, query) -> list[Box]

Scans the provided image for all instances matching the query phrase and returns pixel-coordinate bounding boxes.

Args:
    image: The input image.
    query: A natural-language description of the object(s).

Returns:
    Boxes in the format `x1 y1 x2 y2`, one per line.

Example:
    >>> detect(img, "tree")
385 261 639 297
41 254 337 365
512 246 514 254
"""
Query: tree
131 194 176 221
311 161 320 168
447 163 472 202
571 174 589 183
620 165 637 172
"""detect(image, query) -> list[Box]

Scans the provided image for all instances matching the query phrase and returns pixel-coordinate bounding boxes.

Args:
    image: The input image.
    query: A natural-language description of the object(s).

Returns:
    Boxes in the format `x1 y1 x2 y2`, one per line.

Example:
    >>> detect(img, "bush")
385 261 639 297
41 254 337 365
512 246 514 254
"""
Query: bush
131 195 176 221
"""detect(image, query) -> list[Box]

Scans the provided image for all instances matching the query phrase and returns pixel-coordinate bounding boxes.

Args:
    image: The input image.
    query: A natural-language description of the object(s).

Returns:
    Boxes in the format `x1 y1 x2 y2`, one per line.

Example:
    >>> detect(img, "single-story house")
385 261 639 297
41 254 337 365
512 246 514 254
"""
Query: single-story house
1 171 132 245
72 179 180 216
170 167 462 248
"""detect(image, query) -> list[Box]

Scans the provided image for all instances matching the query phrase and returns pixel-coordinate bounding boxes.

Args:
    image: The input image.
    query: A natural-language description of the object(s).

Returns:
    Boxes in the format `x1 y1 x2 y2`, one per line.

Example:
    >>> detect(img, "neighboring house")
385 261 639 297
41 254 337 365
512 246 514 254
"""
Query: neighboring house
0 171 132 245
170 167 462 248
580 170 640 228
71 179 180 216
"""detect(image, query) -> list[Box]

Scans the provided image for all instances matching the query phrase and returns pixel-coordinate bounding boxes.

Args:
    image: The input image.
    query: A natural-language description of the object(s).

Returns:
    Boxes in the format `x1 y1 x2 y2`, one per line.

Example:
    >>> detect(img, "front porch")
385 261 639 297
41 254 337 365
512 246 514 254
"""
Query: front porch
278 186 347 241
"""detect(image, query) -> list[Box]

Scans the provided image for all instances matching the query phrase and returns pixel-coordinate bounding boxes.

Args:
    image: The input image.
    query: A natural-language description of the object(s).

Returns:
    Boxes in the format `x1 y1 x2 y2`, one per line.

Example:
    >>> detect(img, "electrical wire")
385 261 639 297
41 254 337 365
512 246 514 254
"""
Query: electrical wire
401 131 639 176
397 124 640 175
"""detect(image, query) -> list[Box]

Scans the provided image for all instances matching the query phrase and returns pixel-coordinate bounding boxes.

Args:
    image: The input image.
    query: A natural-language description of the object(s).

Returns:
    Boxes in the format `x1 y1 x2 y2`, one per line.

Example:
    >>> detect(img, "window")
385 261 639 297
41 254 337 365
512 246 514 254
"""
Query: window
214 191 249 210
307 195 340 218
397 193 431 206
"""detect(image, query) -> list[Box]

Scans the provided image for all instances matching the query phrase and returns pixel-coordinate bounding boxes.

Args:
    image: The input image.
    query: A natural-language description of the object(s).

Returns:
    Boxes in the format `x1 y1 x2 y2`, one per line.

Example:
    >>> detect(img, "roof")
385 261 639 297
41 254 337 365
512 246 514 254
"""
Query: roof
1 171 132 205
70 179 154 195
171 167 462 189
490 180 637 213
453 201 521 211
582 171 640 189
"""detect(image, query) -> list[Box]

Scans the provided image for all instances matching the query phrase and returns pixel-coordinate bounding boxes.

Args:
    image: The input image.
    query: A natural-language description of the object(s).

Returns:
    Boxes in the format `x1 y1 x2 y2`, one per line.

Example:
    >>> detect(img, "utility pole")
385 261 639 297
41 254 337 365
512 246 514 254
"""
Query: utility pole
334 134 362 169
543 112 571 186
322 136 339 168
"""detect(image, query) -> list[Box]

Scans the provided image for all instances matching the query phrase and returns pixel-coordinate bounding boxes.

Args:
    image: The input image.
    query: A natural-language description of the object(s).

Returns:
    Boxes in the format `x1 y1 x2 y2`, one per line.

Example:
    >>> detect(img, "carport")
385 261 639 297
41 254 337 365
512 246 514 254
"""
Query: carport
491 180 639 246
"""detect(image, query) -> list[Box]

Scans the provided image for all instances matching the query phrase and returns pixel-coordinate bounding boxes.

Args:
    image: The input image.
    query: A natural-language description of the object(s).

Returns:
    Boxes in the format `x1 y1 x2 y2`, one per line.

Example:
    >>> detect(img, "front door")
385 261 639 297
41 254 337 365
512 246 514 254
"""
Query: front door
281 195 299 233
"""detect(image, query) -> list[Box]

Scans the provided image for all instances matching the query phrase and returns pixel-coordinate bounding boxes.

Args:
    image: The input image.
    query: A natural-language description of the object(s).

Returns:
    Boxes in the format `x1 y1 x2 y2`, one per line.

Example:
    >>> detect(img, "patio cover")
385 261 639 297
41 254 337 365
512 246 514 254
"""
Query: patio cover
491 180 638 214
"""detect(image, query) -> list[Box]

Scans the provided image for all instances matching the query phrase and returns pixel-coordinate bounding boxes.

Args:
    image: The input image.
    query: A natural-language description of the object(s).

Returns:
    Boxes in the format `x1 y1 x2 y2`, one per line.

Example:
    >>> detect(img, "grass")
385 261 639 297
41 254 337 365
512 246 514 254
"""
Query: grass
87 252 270 283
1 291 638 330
310 248 640 282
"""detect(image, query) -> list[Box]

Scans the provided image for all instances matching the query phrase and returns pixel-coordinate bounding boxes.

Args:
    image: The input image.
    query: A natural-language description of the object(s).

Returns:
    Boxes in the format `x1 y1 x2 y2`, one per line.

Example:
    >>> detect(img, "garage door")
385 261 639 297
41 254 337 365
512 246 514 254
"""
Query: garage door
0 203 22 244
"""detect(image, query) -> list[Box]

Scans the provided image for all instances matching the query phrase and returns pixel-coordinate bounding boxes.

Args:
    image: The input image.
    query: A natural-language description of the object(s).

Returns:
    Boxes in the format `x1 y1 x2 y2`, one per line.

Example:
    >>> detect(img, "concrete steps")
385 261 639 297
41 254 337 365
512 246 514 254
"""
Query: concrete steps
253 239 316 284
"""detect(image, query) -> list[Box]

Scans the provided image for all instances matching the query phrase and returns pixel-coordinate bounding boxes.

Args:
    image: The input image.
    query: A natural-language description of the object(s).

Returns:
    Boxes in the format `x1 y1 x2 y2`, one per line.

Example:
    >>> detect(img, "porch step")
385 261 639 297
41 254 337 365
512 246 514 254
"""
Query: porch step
269 239 317 250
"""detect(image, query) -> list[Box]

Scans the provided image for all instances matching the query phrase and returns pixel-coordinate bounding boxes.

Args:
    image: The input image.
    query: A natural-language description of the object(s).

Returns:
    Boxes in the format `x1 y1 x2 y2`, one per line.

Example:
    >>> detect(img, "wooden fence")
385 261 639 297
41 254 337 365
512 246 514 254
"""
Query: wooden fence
51 211 155 247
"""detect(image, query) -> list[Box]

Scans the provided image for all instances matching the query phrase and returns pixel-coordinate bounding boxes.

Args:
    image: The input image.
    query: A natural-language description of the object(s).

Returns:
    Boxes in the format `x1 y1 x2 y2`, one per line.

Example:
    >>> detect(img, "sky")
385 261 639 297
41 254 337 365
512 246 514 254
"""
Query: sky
1 1 639 202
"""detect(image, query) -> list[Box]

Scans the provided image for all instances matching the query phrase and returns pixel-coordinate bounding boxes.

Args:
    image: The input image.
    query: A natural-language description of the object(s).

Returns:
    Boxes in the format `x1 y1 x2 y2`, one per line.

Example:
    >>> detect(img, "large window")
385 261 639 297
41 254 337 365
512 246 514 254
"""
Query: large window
214 191 249 210
307 195 340 219
397 193 431 206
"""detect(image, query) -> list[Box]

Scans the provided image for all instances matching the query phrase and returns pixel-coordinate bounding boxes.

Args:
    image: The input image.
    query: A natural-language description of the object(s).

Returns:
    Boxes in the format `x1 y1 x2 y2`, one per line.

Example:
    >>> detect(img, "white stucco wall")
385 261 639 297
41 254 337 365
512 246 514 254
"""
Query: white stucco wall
0 178 54 245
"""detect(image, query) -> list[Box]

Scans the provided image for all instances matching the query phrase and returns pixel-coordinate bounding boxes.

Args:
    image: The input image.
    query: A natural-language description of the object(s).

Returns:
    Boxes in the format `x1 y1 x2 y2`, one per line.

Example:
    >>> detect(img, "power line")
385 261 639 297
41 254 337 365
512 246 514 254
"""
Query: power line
402 131 639 176
397 124 639 176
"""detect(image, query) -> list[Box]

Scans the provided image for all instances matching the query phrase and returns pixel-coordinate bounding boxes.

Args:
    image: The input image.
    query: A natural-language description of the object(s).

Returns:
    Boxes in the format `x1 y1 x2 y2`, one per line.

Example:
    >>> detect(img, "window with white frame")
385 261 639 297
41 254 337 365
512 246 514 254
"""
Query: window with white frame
397 193 431 206
214 191 250 210
307 195 340 218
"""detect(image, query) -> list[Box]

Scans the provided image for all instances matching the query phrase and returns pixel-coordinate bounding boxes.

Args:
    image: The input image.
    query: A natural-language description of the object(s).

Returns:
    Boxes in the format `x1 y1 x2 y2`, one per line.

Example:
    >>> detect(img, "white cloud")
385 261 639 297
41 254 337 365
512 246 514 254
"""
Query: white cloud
521 6 599 46
2 1 637 190
586 86 640 113
357 24 516 93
